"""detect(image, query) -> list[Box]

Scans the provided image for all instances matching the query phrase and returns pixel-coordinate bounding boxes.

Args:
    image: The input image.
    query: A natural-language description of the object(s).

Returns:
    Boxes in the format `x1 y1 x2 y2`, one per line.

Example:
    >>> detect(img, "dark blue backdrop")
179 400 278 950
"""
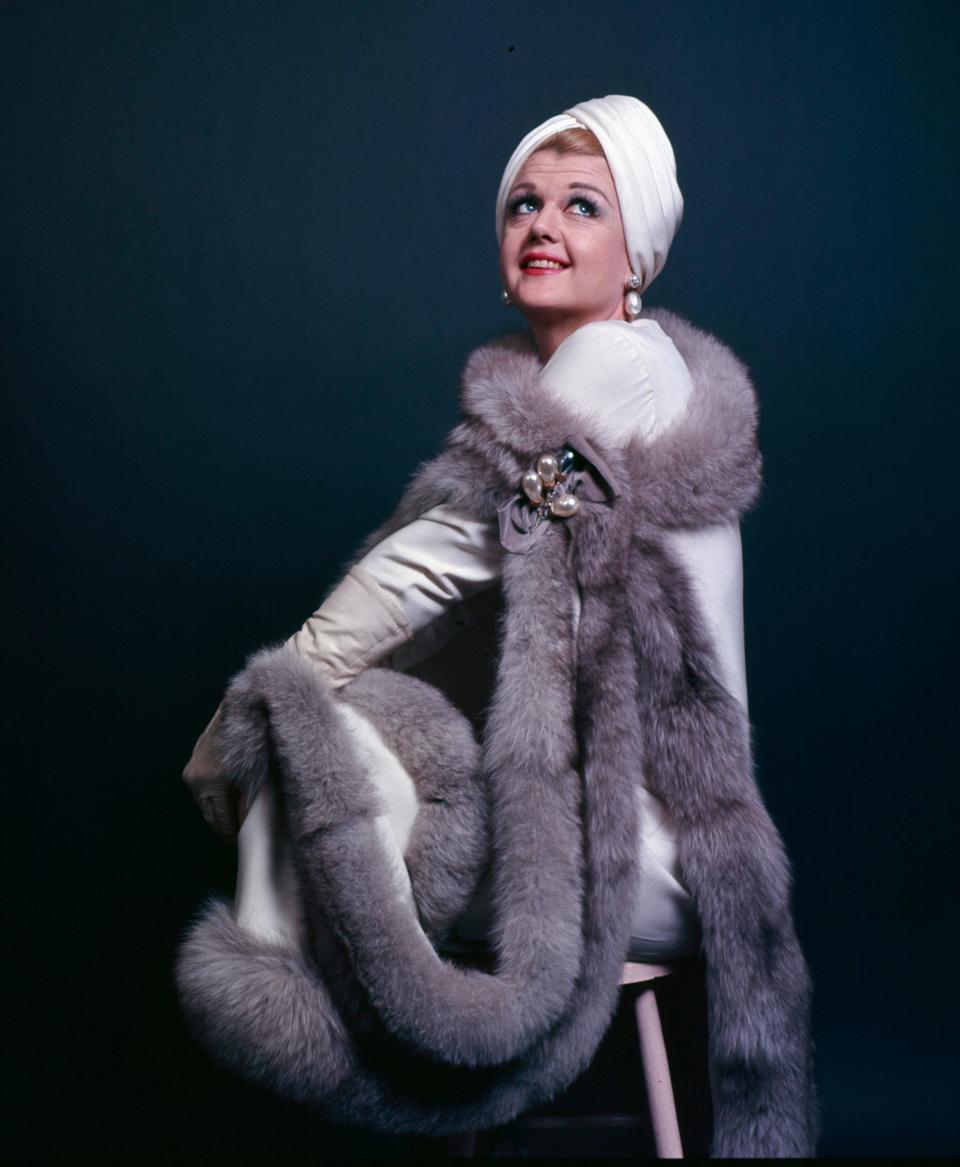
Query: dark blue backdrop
5 0 958 1156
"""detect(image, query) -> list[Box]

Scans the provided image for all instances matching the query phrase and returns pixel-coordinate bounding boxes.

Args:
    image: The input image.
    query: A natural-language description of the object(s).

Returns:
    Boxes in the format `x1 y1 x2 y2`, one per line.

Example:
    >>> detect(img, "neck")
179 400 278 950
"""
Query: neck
528 304 630 363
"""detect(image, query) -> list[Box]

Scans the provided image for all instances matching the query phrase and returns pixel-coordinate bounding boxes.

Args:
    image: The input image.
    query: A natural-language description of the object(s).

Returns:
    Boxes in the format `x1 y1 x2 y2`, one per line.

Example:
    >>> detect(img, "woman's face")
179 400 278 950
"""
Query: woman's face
499 151 632 335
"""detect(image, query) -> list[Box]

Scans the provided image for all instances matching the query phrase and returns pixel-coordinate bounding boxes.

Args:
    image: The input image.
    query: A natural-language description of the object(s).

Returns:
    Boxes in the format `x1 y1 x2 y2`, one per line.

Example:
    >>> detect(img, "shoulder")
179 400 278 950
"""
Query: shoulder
552 312 754 445
549 318 696 442
643 307 757 400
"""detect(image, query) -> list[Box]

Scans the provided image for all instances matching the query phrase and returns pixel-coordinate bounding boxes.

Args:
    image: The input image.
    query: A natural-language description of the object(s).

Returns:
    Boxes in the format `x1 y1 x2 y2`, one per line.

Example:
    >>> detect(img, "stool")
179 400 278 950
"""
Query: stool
447 961 682 1158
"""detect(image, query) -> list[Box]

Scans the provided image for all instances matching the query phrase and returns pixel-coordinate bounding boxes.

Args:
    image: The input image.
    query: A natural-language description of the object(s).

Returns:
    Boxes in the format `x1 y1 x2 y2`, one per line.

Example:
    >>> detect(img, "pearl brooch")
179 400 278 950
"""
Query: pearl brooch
521 443 584 527
497 434 620 554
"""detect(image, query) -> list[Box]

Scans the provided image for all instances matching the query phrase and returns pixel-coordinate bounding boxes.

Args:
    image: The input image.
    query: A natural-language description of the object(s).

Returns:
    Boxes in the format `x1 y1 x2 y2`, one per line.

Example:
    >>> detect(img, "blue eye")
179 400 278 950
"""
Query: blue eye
569 195 599 217
508 194 539 216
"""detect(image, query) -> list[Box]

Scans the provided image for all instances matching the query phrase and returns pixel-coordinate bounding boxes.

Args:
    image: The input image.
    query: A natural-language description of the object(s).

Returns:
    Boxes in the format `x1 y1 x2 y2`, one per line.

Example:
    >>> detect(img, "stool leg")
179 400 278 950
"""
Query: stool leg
635 984 683 1159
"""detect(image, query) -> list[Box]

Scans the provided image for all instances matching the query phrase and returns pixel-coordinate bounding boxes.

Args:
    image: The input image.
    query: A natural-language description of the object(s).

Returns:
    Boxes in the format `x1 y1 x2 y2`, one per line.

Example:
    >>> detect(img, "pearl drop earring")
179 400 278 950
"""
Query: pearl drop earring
624 274 642 318
501 290 513 307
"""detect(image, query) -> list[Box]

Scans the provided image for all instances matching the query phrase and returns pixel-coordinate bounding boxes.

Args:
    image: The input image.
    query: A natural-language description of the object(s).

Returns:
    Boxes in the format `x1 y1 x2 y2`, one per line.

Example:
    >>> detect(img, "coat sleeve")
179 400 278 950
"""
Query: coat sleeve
287 502 503 687
663 520 749 715
630 323 750 717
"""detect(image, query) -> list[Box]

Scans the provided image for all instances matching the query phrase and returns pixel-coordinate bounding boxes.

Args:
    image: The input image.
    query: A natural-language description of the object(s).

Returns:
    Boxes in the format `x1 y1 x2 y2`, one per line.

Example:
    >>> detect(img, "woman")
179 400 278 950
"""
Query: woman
177 96 817 1157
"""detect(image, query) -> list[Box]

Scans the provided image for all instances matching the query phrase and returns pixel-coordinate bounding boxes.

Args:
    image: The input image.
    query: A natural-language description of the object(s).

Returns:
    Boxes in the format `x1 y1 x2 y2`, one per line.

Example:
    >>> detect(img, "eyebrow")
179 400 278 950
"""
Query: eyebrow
510 181 613 207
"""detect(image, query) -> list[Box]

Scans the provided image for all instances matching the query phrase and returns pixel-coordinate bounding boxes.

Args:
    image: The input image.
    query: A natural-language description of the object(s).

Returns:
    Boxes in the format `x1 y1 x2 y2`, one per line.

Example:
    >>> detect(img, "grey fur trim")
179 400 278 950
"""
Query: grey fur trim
175 308 817 1156
340 668 488 936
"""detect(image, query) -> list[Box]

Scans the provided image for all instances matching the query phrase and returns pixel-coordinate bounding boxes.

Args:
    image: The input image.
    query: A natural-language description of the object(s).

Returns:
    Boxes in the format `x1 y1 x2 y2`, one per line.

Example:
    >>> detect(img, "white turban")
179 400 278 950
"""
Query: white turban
494 95 683 295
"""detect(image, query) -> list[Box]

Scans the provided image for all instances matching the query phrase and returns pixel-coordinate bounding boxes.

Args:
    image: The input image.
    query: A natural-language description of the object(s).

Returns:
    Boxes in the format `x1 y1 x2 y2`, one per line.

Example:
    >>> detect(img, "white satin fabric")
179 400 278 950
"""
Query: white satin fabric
236 318 749 963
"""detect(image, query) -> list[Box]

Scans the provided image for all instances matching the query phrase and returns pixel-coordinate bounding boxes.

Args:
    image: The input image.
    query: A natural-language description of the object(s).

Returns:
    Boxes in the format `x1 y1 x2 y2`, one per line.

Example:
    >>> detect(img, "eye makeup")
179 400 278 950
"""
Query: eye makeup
506 189 604 218
567 190 601 217
507 192 539 216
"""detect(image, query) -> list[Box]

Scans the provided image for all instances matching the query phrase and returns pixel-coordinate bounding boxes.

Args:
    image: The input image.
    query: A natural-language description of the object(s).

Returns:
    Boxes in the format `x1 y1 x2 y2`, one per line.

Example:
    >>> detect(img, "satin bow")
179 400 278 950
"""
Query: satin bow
497 433 621 555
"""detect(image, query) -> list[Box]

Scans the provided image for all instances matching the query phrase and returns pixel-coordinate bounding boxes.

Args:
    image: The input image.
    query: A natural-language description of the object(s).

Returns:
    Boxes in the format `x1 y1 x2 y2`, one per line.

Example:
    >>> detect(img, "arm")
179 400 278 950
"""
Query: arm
288 503 504 687
183 503 503 839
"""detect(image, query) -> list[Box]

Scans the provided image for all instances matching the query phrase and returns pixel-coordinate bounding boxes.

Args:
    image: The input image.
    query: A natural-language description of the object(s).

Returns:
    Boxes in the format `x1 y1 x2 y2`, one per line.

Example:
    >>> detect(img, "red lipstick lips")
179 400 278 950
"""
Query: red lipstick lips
520 251 569 275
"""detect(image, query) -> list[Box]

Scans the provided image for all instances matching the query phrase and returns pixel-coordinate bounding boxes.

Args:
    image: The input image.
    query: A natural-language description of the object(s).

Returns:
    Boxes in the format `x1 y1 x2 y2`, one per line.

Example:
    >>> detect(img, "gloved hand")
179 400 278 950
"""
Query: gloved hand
182 702 250 842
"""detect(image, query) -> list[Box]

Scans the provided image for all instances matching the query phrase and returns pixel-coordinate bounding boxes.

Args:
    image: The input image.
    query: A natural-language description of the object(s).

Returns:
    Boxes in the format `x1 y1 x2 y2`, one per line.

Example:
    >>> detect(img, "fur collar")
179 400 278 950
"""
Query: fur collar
352 308 762 566
458 307 762 527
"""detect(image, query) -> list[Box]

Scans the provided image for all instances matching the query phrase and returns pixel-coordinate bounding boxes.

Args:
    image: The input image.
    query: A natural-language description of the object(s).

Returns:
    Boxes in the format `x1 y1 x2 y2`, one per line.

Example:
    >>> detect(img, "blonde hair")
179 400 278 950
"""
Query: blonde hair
532 127 605 158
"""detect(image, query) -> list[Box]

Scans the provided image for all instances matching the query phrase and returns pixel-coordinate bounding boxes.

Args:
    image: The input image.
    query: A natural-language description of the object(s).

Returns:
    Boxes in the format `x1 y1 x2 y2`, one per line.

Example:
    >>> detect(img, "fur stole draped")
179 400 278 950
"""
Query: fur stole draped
174 308 818 1157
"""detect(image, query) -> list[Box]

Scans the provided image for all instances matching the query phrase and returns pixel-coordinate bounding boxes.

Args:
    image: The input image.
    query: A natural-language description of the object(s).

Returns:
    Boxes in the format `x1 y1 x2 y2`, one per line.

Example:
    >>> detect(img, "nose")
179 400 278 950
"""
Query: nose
527 202 561 242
